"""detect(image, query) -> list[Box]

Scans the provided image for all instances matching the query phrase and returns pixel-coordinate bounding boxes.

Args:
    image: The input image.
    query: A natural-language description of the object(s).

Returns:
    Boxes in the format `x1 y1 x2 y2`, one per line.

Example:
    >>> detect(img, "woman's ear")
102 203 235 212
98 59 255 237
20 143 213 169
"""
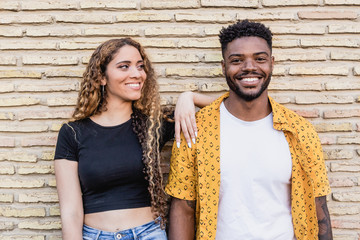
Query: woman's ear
100 76 107 86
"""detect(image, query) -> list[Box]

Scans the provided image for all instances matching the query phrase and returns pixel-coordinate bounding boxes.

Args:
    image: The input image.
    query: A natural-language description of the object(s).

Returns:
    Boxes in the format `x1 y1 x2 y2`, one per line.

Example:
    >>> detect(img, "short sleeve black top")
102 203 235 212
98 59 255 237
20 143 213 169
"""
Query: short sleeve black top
54 117 174 214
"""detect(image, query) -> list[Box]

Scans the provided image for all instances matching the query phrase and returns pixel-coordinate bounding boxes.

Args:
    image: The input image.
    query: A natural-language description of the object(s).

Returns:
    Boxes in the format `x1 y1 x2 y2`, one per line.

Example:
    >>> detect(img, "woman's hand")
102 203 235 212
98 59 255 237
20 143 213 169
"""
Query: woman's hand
174 92 197 148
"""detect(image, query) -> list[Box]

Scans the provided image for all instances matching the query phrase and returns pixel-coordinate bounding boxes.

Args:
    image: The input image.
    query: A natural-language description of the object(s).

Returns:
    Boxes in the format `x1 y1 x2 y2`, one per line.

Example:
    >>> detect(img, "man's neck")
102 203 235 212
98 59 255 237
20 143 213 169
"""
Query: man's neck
224 91 272 121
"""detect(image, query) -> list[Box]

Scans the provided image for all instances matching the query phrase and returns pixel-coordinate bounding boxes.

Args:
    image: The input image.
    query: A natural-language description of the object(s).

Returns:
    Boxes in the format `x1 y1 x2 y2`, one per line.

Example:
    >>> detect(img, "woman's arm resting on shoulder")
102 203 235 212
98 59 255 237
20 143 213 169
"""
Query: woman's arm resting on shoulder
55 159 84 240
168 197 196 240
175 92 217 148
315 196 333 240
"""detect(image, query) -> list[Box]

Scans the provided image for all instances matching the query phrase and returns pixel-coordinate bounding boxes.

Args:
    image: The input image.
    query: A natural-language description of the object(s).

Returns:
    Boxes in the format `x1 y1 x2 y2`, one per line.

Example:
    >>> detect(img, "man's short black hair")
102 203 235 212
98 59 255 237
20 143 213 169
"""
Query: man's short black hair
219 19 273 55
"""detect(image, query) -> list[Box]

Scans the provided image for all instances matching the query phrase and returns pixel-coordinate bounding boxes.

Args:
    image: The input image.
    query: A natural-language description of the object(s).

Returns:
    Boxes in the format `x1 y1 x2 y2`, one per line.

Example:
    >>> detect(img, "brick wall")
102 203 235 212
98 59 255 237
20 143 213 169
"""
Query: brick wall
0 0 359 239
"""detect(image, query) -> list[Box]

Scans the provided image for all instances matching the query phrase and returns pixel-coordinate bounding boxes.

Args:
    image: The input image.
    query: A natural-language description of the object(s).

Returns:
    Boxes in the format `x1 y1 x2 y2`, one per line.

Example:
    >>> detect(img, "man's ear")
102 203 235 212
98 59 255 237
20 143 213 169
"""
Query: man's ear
271 56 275 71
221 60 225 75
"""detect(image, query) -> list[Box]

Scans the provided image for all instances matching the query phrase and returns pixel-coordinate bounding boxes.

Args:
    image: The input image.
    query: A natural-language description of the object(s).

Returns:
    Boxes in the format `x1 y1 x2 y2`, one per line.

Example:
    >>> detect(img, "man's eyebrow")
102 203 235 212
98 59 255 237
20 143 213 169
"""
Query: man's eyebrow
228 52 270 59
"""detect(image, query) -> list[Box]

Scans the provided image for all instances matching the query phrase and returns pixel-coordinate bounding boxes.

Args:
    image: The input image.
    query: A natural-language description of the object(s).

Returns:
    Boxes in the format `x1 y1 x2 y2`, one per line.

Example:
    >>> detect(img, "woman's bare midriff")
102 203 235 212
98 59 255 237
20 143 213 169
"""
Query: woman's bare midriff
84 206 154 232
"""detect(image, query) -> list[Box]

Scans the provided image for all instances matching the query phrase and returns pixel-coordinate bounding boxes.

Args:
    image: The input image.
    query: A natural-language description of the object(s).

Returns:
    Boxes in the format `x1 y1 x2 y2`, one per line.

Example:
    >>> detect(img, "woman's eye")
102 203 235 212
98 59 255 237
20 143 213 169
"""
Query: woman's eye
118 65 128 69
137 64 145 70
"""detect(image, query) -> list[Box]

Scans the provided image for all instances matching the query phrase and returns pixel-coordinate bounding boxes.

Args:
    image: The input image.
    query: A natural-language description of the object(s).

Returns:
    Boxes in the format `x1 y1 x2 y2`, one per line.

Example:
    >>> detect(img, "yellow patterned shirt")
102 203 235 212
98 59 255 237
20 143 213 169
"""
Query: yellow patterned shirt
165 93 331 240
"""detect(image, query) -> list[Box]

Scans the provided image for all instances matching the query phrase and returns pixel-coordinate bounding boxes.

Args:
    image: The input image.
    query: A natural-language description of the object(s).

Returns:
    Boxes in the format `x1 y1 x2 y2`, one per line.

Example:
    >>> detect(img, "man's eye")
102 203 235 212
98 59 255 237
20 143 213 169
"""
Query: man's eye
231 59 241 63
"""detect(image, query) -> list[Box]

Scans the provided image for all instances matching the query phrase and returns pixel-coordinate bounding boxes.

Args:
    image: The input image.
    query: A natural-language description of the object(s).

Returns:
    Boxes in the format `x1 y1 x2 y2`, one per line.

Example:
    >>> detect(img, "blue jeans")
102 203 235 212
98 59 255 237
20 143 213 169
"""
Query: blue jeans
82 217 167 240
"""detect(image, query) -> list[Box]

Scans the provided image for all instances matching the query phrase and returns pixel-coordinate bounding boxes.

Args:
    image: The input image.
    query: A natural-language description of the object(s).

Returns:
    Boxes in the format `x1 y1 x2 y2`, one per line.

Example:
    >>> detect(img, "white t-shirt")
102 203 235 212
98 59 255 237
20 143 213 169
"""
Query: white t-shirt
215 102 294 240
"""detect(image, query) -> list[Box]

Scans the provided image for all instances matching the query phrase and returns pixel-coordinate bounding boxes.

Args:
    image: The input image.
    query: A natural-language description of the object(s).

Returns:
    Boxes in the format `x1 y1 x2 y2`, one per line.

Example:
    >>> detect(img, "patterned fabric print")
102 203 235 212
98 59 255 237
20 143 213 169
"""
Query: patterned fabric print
165 92 331 240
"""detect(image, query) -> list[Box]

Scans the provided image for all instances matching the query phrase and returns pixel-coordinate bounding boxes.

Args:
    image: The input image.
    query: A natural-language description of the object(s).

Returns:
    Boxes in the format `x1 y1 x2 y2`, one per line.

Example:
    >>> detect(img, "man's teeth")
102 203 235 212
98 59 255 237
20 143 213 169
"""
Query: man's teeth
242 77 258 82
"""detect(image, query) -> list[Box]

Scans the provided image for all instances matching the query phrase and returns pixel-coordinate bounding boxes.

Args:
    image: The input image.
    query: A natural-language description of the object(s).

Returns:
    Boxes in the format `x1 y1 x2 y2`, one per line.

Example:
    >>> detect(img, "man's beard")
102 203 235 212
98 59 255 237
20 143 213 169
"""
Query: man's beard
225 71 272 102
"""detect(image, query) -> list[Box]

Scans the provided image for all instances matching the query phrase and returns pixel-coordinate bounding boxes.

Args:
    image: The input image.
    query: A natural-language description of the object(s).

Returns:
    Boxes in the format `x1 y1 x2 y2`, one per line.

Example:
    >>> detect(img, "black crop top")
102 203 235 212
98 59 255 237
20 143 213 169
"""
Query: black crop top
54 117 174 214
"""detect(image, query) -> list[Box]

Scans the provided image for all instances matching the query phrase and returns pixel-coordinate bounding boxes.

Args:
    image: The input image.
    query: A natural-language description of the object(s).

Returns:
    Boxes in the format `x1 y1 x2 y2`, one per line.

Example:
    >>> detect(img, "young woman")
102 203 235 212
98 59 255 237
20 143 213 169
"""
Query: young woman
54 38 214 240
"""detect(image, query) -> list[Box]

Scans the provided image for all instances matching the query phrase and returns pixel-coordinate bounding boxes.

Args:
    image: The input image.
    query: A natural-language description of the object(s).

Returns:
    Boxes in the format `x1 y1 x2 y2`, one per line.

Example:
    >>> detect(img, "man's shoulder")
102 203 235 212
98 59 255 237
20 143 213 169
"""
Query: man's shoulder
195 92 229 121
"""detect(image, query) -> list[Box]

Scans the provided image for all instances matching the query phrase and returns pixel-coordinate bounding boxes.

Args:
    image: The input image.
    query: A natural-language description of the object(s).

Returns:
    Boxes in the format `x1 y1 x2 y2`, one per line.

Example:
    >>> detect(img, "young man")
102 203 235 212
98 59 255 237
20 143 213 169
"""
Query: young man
166 20 333 240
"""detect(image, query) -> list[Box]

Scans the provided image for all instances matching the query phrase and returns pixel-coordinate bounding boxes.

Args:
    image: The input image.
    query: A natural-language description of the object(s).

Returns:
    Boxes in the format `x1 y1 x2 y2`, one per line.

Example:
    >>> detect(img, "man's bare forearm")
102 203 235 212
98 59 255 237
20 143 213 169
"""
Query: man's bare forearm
169 197 196 240
315 196 333 240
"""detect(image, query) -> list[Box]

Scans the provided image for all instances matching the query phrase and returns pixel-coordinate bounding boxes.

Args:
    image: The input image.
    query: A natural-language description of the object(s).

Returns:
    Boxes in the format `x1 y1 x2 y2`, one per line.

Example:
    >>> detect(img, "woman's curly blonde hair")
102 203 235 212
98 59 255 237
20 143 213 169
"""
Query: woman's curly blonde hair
72 38 167 226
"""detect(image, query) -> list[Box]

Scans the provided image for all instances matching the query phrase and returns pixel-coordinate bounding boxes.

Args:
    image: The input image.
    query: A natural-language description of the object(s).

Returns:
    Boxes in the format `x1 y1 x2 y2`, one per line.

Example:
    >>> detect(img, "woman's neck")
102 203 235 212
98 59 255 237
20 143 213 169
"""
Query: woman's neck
91 100 133 127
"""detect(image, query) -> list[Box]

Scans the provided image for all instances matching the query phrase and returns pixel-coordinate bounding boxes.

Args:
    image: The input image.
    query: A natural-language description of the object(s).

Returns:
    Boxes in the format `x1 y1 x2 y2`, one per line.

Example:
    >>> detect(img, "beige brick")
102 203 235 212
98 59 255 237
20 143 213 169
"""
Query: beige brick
0 137 15 147
0 221 14 230
262 0 319 6
0 56 17 65
18 165 54 175
49 206 60 216
237 11 295 20
0 165 15 175
0 41 57 50
50 123 63 131
319 135 336 145
45 68 83 77
353 66 360 76
17 81 77 92
329 177 357 187
48 178 57 187
0 207 46 217
329 204 360 215
0 194 13 203
80 0 137 9
148 52 199 63
47 97 77 106
0 27 23 37
296 94 354 104
26 27 81 37
289 66 349 76
55 13 113 23
298 11 357 19
178 38 220 48
41 151 55 160
0 2 19 10
0 112 14 120
331 162 360 172
21 136 57 147
23 56 78 65
21 1 77 10
293 109 320 118
204 52 222 62
332 234 358 240
323 149 353 160
202 0 258 7
136 38 177 48
18 109 73 121
0 178 45 188
166 67 222 77
329 24 360 33
59 40 103 50
273 37 299 48
314 123 353 132
333 191 360 202
48 236 62 240
0 123 48 133
0 97 40 107
338 136 360 144
0 70 41 78
0 14 52 24
269 79 322 91
18 220 61 230
331 219 360 229
331 51 360 61
0 236 44 240
199 82 228 92
84 27 139 36
116 12 172 22
325 79 360 90
159 82 197 92
145 27 201 37
176 12 234 22
273 49 326 61
0 83 14 92
270 24 325 35
204 26 223 35
324 109 360 119
0 152 37 162
325 0 360 4
301 37 358 47
272 66 287 76
141 0 199 9
18 192 58 203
